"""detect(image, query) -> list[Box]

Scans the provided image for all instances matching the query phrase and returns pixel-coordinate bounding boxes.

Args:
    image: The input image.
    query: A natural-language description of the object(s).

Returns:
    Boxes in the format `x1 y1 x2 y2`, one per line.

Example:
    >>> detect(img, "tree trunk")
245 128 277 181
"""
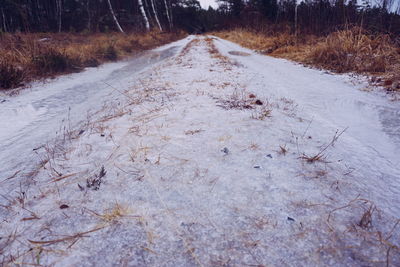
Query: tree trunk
150 0 162 31
106 0 124 33
138 0 150 31
294 3 298 42
144 0 155 28
163 0 172 30
168 0 173 28
86 0 91 32
1 8 7 32
56 0 62 32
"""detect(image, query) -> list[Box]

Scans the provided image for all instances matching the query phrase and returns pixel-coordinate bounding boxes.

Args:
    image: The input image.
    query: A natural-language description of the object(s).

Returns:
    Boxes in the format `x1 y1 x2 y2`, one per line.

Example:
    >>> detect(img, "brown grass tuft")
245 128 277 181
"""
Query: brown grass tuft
308 28 399 74
31 46 79 74
0 31 185 90
0 60 26 88
99 203 131 222
205 37 232 64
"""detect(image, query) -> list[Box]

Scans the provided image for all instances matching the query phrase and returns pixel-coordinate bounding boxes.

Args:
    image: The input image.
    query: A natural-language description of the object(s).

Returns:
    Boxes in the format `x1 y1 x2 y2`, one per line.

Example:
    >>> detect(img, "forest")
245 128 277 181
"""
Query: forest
1 0 399 35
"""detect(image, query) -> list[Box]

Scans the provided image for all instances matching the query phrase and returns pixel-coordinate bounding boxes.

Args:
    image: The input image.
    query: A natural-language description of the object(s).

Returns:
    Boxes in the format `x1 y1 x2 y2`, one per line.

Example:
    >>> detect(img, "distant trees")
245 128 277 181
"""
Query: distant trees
0 0 399 36
250 0 278 20
0 0 175 32
215 0 400 36
172 0 203 32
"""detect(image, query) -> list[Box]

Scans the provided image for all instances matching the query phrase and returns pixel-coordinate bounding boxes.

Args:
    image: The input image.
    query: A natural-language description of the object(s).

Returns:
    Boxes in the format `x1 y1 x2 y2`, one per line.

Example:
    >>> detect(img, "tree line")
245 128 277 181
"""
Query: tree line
215 0 400 36
1 0 399 36
0 0 177 32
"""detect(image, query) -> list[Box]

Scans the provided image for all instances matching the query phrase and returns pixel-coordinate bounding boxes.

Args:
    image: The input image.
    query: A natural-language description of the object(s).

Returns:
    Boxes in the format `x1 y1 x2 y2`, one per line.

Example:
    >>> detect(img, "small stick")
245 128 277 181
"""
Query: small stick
28 226 105 245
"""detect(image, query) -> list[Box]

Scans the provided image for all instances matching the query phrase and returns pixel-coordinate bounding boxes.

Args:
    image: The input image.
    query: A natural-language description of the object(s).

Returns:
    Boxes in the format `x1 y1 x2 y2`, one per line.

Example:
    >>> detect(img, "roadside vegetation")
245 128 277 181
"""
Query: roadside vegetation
1 0 399 92
207 0 400 92
214 28 400 91
0 31 185 90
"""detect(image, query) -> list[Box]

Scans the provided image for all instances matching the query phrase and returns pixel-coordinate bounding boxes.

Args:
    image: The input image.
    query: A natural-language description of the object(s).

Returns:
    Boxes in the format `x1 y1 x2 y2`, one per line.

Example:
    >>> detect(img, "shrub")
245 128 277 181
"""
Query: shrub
95 42 118 61
0 61 25 89
83 58 100 67
307 29 398 74
104 44 118 60
31 47 80 74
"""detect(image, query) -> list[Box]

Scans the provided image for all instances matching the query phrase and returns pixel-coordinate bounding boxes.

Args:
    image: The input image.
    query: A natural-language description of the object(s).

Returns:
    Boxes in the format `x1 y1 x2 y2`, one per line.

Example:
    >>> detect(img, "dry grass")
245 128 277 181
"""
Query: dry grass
213 28 311 61
90 203 135 223
28 226 105 246
214 28 400 91
325 196 400 266
205 37 232 64
251 104 272 120
0 31 185 90
180 38 201 57
308 29 400 79
300 128 347 164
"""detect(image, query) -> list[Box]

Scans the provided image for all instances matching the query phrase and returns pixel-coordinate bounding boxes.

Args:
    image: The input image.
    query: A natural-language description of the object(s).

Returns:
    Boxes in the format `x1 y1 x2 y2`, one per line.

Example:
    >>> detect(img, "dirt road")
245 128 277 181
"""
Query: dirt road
1 36 399 266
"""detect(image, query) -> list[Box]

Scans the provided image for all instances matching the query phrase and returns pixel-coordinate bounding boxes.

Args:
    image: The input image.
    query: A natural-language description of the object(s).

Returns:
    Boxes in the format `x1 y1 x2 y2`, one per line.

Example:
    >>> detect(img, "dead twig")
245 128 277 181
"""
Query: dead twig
49 172 78 183
28 226 105 246
327 195 375 228
300 127 348 163
279 145 288 155
1 170 21 184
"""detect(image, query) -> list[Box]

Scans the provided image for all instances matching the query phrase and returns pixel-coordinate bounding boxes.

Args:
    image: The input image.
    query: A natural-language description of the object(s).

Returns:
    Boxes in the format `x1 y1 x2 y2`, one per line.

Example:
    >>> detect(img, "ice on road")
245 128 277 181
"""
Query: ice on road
1 36 399 266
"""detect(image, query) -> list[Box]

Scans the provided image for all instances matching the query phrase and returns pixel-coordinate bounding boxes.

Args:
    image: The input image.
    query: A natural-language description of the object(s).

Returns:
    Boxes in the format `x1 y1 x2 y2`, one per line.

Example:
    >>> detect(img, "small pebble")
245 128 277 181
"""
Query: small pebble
221 147 229 154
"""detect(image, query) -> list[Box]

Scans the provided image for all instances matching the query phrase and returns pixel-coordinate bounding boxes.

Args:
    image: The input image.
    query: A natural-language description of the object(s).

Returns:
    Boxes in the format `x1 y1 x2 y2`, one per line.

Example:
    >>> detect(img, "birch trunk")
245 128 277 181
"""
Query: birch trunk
163 0 172 30
138 0 150 31
144 0 154 29
168 0 173 28
150 0 163 31
106 0 124 33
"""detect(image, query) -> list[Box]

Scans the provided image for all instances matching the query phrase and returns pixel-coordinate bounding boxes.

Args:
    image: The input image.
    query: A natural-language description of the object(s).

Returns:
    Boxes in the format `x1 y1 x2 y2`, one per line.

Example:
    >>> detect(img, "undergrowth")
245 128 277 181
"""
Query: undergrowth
214 28 400 91
0 60 25 89
0 31 185 90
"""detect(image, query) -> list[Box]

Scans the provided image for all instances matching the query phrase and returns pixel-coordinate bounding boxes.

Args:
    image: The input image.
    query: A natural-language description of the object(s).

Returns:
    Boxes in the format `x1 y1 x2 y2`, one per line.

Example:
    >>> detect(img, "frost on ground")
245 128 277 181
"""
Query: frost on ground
1 36 400 266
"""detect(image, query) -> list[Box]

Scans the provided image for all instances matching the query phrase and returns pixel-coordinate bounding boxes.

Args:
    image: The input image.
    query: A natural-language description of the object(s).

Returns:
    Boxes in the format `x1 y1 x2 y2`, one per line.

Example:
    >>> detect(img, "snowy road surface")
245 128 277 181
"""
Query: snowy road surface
1 36 399 266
